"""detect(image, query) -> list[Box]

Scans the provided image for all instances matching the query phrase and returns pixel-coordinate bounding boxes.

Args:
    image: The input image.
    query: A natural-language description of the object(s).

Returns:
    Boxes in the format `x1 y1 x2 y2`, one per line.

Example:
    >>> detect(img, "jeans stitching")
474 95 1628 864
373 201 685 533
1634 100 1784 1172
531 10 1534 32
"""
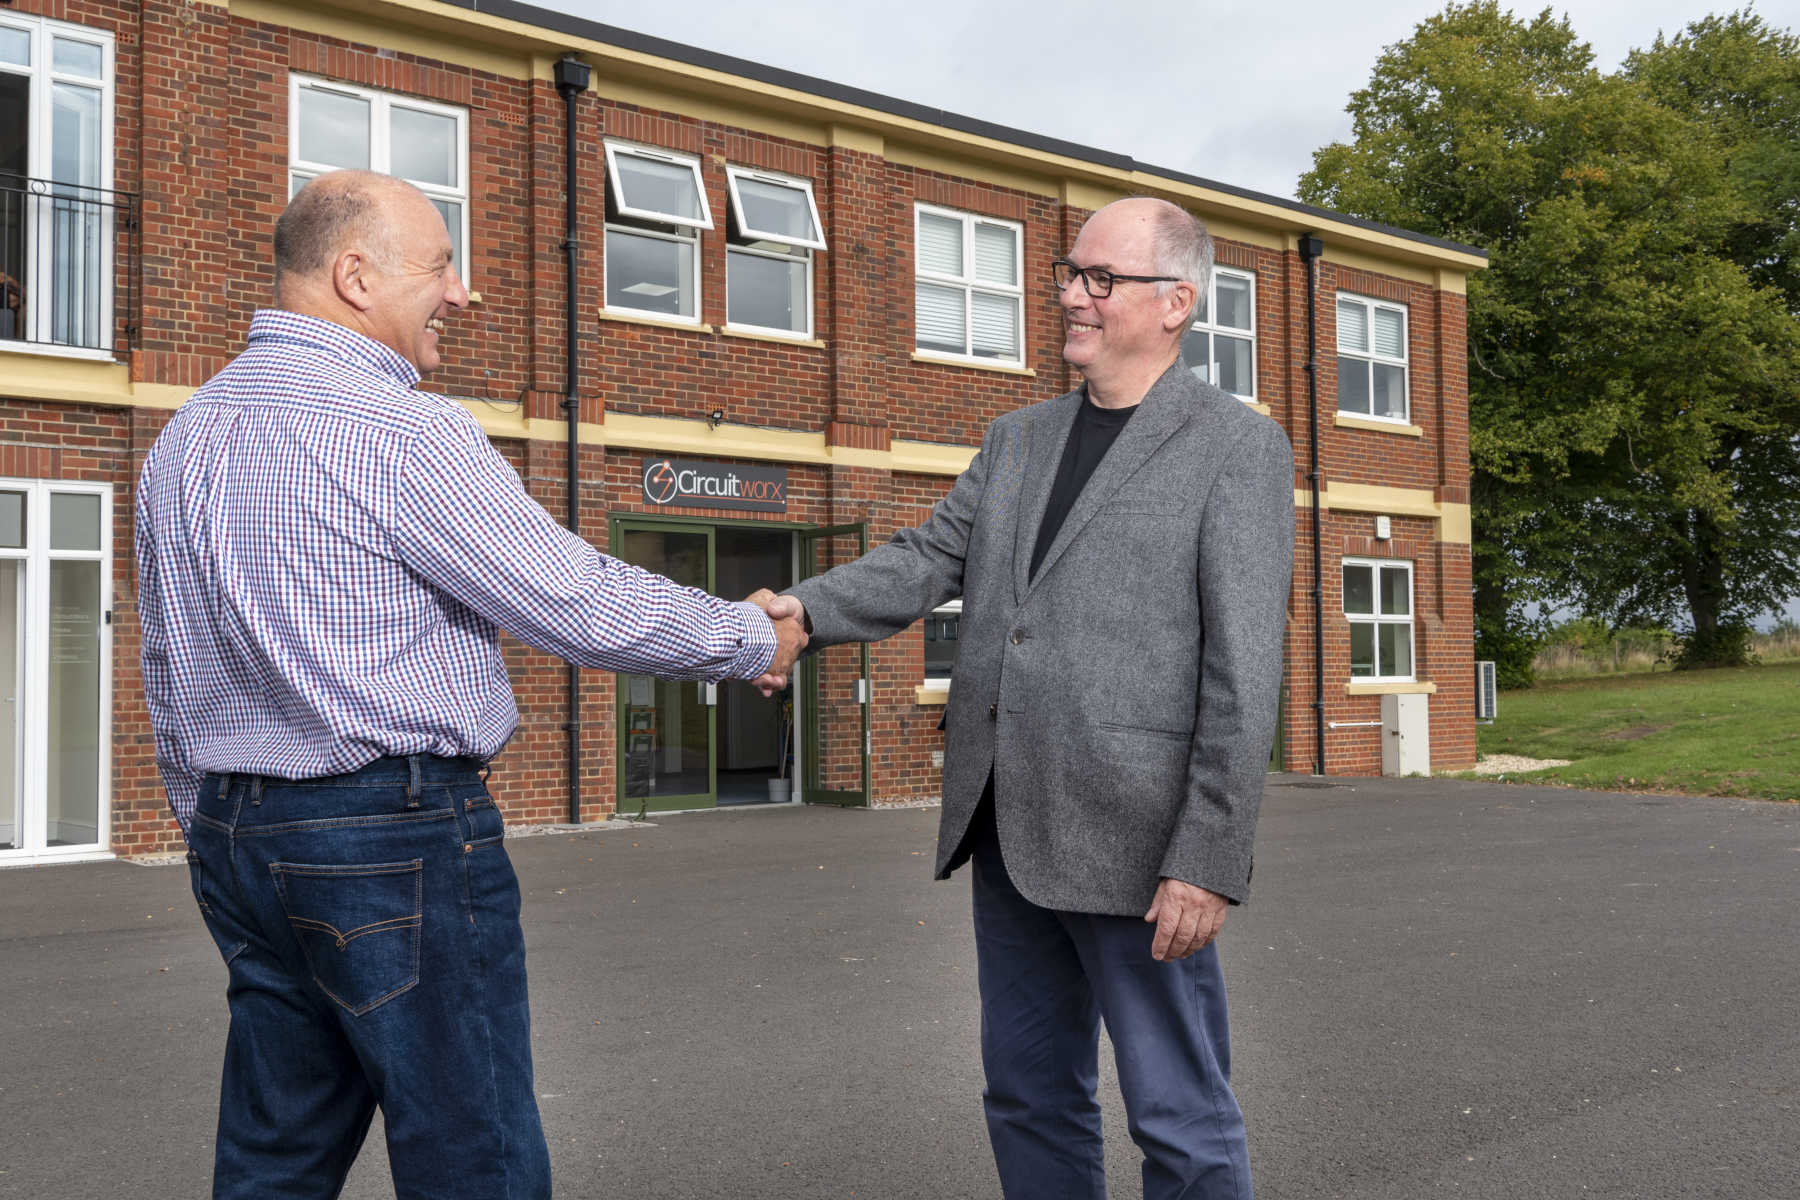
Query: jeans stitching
270 859 424 1018
234 809 456 838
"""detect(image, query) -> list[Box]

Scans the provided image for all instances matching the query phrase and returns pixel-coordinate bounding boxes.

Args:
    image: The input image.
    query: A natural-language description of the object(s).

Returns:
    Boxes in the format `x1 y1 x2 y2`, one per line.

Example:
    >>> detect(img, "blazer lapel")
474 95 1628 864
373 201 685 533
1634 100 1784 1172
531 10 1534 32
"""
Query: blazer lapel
1012 390 1085 603
1021 363 1198 598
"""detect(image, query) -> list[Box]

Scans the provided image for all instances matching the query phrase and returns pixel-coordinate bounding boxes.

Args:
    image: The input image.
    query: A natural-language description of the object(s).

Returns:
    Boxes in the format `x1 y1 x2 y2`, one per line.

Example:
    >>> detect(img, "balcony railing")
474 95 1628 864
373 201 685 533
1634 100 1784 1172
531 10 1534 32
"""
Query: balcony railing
0 171 138 357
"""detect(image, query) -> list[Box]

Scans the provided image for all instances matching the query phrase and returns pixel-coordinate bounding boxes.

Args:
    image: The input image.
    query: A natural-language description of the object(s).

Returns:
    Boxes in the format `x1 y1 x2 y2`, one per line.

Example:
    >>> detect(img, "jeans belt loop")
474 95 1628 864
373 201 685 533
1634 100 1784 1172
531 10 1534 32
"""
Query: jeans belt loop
249 775 264 806
406 754 423 808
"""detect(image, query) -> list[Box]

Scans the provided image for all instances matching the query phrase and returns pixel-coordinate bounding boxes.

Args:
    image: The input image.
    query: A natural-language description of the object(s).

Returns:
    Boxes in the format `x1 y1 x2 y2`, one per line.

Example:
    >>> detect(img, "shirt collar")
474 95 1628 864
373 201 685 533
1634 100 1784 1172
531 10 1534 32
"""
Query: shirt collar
247 309 422 390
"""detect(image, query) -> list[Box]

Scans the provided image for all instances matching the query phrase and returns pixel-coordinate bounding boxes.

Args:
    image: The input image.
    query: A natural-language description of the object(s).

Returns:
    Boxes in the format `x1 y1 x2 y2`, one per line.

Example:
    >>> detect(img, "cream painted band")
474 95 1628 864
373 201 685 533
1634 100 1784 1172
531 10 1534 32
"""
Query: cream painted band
914 686 949 706
1292 483 1472 546
223 0 1482 278
1345 681 1438 696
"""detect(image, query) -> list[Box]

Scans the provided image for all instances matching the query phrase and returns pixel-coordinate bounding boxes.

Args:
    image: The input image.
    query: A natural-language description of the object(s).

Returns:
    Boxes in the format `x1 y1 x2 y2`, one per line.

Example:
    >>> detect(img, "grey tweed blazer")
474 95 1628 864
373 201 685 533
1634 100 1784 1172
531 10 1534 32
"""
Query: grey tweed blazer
790 360 1294 914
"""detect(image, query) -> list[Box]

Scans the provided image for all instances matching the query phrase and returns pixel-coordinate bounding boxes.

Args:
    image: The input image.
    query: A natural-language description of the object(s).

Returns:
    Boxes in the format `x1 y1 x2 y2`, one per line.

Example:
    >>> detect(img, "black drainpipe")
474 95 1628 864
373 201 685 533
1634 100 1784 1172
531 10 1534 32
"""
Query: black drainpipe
1298 233 1325 776
555 54 591 824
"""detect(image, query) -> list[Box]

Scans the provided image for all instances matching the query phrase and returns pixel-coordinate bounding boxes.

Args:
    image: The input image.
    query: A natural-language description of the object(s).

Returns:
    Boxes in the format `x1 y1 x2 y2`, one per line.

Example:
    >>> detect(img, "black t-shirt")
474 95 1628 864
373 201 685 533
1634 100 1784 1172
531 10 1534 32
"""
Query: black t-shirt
1029 396 1138 580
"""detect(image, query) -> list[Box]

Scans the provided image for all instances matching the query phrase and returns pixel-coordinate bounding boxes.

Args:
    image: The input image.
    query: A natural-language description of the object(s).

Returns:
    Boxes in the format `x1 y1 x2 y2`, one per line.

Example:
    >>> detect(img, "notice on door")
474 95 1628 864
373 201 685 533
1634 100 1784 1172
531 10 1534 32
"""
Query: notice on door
641 458 788 513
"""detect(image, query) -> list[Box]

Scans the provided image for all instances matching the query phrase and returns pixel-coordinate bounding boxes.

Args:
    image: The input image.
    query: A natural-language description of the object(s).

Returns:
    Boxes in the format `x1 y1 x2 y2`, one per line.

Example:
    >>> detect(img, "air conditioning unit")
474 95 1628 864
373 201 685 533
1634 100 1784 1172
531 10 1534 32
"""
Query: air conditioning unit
1475 660 1498 722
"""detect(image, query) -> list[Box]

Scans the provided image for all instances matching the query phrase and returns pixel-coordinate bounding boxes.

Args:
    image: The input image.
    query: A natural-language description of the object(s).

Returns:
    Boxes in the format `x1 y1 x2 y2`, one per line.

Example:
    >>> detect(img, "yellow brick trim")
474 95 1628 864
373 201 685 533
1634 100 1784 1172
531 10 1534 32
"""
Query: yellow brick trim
828 124 884 155
232 0 533 80
1434 268 1468 297
598 309 716 336
1439 503 1471 545
1334 413 1424 437
1246 402 1272 417
719 326 826 350
1325 482 1442 520
914 686 949 706
1345 681 1438 696
891 441 977 476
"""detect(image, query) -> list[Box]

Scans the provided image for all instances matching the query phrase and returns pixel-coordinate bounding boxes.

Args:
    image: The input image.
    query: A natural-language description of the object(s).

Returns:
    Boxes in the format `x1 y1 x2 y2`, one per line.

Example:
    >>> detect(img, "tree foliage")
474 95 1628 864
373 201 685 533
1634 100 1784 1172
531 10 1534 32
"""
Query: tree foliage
1300 3 1800 674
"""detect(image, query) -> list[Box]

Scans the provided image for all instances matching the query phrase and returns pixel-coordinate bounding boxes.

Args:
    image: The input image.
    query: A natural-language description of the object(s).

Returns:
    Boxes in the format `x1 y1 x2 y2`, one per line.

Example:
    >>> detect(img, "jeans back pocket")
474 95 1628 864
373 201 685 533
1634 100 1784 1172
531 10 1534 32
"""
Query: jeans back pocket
269 859 423 1016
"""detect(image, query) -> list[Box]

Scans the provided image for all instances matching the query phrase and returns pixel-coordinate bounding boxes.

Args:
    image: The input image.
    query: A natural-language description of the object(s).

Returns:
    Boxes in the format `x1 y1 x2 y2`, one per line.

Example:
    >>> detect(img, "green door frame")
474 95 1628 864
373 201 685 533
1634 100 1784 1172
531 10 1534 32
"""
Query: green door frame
607 512 815 814
799 523 870 807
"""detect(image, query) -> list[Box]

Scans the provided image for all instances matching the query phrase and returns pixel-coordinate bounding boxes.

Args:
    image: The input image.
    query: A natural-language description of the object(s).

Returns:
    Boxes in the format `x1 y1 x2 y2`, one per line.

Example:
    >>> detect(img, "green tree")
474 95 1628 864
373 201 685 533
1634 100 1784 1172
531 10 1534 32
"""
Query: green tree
1300 2 1800 675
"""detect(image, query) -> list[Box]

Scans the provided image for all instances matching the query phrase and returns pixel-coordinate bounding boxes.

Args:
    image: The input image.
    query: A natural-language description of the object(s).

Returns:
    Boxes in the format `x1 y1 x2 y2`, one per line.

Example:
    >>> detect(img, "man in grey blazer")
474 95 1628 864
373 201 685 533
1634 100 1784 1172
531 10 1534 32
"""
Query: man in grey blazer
782 197 1293 1199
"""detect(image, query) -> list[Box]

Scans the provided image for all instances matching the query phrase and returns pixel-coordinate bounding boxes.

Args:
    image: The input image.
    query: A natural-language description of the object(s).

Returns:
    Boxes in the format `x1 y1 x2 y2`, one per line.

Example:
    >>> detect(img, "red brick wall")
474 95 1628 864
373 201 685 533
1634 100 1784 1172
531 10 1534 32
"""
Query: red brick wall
3 1 1475 856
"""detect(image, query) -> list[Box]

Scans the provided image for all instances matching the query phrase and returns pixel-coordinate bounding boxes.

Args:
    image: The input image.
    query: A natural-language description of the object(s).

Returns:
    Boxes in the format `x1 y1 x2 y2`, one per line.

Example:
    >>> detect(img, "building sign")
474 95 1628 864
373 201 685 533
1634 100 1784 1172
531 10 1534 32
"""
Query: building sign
641 457 788 513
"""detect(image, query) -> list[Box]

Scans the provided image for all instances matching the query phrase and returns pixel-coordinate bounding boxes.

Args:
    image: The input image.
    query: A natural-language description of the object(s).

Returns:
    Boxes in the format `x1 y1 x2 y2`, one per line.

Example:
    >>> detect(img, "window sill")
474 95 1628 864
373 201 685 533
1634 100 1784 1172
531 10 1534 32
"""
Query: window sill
914 685 949 706
1245 401 1271 416
0 341 122 364
599 309 715 335
721 326 825 349
1345 680 1437 695
911 352 1036 378
1335 413 1423 437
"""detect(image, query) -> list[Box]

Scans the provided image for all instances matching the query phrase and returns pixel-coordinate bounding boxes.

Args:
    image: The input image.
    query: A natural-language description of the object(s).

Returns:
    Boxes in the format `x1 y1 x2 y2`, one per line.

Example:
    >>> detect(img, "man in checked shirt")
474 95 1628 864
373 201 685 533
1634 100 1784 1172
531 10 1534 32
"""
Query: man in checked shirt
135 169 807 1199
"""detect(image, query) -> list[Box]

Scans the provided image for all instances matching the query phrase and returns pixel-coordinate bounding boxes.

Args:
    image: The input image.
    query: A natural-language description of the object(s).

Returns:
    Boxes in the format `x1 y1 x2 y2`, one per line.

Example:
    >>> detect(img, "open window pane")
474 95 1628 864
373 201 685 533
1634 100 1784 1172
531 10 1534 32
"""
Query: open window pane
1342 564 1374 615
297 88 370 170
606 228 695 318
1379 622 1413 678
1349 622 1375 677
973 222 1017 286
970 291 1018 360
51 37 102 80
728 171 823 248
1216 274 1252 330
390 106 458 188
917 212 963 277
608 147 710 228
1336 299 1368 353
728 248 807 333
1337 357 1370 414
915 282 965 355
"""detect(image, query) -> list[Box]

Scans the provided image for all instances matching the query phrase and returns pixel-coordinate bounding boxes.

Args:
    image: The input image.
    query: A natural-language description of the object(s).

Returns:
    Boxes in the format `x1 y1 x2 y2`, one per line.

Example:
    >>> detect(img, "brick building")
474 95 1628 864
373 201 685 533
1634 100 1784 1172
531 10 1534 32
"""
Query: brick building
0 0 1485 864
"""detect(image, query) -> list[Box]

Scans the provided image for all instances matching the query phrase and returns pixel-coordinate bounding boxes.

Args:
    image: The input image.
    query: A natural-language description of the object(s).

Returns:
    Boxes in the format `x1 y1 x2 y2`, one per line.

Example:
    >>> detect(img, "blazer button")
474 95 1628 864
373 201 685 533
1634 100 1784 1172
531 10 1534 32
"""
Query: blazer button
1009 629 1024 644
988 703 997 721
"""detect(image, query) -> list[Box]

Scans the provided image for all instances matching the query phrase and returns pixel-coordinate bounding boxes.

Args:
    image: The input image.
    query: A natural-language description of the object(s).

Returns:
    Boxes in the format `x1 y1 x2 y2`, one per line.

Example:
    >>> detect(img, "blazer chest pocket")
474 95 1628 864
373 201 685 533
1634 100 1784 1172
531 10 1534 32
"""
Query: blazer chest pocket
1096 500 1186 518
270 859 423 1017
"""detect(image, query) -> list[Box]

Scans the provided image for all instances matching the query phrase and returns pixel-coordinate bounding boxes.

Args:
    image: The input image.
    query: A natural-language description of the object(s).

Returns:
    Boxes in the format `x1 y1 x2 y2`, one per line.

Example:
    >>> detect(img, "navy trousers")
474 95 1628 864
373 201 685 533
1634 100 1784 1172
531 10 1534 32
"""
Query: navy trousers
185 756 550 1199
968 807 1252 1200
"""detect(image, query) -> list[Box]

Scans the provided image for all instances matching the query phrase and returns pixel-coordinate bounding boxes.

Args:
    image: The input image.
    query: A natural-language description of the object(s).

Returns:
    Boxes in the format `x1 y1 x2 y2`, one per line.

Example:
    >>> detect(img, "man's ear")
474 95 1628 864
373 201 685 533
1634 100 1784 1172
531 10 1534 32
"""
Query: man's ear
332 250 376 312
1163 281 1198 333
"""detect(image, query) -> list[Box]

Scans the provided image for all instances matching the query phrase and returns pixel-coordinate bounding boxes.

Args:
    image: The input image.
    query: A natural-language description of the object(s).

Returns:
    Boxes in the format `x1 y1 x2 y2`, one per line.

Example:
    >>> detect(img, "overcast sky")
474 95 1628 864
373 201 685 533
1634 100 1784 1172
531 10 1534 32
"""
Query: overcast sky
547 0 1799 203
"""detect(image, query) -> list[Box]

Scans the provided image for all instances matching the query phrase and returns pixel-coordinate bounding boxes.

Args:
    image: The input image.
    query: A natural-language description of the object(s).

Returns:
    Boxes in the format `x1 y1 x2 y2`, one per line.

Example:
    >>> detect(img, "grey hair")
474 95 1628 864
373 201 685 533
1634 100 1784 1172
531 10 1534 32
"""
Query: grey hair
1146 199 1213 322
273 170 403 292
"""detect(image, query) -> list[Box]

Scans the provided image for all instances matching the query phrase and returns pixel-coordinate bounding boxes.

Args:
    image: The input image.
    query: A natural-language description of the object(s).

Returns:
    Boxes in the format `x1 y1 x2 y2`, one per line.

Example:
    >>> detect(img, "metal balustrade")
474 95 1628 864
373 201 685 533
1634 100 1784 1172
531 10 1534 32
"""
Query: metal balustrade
0 171 137 356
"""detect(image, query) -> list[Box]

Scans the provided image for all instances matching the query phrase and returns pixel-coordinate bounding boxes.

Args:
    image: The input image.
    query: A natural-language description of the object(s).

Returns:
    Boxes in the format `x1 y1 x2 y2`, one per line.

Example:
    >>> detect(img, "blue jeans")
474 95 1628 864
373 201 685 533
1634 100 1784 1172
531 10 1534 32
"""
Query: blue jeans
185 756 550 1199
969 809 1252 1200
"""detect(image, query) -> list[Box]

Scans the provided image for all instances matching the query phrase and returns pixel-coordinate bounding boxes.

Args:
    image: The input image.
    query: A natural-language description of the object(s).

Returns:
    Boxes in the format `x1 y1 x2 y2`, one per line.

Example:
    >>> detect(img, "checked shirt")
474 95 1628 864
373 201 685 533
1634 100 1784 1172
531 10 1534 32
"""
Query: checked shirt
137 310 776 833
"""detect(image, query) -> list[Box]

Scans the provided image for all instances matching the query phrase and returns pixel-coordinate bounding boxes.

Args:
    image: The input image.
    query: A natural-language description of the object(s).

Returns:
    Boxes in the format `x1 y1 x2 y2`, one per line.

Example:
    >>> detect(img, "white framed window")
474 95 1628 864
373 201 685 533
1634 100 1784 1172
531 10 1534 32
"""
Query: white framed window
604 141 711 322
1343 558 1413 681
0 480 112 861
921 599 961 688
1181 266 1256 401
0 14 117 353
1336 294 1409 422
914 204 1023 366
724 165 823 338
288 75 470 284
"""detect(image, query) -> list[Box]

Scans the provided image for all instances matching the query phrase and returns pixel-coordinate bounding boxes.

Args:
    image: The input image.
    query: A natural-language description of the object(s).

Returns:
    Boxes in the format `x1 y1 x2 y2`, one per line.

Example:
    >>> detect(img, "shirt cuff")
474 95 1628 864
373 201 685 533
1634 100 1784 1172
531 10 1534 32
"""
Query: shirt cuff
728 601 779 680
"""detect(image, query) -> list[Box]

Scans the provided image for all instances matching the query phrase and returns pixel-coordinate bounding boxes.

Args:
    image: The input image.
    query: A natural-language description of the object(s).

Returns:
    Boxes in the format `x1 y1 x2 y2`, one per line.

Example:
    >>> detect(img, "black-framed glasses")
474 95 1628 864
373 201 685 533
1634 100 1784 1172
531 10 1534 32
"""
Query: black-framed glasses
1051 258 1181 298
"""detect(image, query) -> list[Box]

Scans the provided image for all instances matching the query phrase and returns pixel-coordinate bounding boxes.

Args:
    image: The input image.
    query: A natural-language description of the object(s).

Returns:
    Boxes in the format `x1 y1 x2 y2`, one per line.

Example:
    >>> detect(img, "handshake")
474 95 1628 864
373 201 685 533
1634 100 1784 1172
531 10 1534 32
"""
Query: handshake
743 589 809 697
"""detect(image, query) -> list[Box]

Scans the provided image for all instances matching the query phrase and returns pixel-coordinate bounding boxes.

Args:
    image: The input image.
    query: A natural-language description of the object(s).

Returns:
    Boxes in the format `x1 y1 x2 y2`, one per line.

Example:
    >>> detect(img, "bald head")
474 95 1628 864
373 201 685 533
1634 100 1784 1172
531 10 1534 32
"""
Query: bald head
1109 197 1213 320
274 170 417 302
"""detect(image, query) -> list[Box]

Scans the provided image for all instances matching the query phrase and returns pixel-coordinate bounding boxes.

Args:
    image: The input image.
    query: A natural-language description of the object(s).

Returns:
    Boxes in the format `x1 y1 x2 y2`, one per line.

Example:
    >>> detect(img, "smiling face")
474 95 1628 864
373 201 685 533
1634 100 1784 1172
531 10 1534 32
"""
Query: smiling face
1058 199 1196 405
359 188 468 376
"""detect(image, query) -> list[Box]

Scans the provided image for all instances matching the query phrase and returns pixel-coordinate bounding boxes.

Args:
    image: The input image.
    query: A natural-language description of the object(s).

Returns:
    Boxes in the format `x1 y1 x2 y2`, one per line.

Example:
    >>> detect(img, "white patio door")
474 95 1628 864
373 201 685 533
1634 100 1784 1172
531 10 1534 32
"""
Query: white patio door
0 479 110 860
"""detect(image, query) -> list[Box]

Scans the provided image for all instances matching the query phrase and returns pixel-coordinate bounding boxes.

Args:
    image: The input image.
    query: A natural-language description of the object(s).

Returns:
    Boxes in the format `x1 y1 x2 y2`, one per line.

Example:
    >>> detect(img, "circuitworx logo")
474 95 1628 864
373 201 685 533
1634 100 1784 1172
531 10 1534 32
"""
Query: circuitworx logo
641 458 787 511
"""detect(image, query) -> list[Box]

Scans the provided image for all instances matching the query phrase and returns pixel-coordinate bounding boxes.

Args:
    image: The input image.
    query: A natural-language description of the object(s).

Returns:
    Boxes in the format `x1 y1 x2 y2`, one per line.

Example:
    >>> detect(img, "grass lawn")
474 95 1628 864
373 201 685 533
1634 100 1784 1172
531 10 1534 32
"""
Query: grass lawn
1471 660 1800 802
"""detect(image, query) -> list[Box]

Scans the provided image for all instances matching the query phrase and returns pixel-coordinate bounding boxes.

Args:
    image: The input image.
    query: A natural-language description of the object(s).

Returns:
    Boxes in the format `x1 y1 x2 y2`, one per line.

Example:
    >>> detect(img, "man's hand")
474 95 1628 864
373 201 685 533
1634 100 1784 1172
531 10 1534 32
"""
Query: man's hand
1143 878 1228 962
744 590 807 696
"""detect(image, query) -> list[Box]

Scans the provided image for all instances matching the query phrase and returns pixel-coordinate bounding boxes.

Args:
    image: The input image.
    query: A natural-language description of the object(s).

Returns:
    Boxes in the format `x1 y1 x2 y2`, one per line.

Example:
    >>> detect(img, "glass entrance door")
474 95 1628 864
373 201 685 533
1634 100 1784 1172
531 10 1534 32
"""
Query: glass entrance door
613 521 716 813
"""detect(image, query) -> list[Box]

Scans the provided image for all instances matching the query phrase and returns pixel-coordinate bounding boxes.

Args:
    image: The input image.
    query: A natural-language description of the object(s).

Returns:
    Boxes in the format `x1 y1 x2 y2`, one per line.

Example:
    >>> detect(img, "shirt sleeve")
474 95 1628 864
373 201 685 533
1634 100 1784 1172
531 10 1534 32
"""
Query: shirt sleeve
135 459 202 836
392 409 777 682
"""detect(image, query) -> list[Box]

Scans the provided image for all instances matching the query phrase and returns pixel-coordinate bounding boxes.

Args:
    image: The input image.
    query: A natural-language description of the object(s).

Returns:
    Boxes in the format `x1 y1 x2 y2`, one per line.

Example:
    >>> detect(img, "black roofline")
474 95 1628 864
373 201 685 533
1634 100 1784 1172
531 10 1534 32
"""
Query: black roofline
448 0 1488 262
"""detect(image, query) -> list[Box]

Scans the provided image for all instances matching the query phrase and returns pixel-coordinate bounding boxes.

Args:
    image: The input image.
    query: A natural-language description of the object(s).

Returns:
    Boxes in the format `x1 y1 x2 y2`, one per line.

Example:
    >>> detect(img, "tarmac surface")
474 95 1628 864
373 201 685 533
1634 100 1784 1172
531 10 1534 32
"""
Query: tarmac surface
2 774 1796 1199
